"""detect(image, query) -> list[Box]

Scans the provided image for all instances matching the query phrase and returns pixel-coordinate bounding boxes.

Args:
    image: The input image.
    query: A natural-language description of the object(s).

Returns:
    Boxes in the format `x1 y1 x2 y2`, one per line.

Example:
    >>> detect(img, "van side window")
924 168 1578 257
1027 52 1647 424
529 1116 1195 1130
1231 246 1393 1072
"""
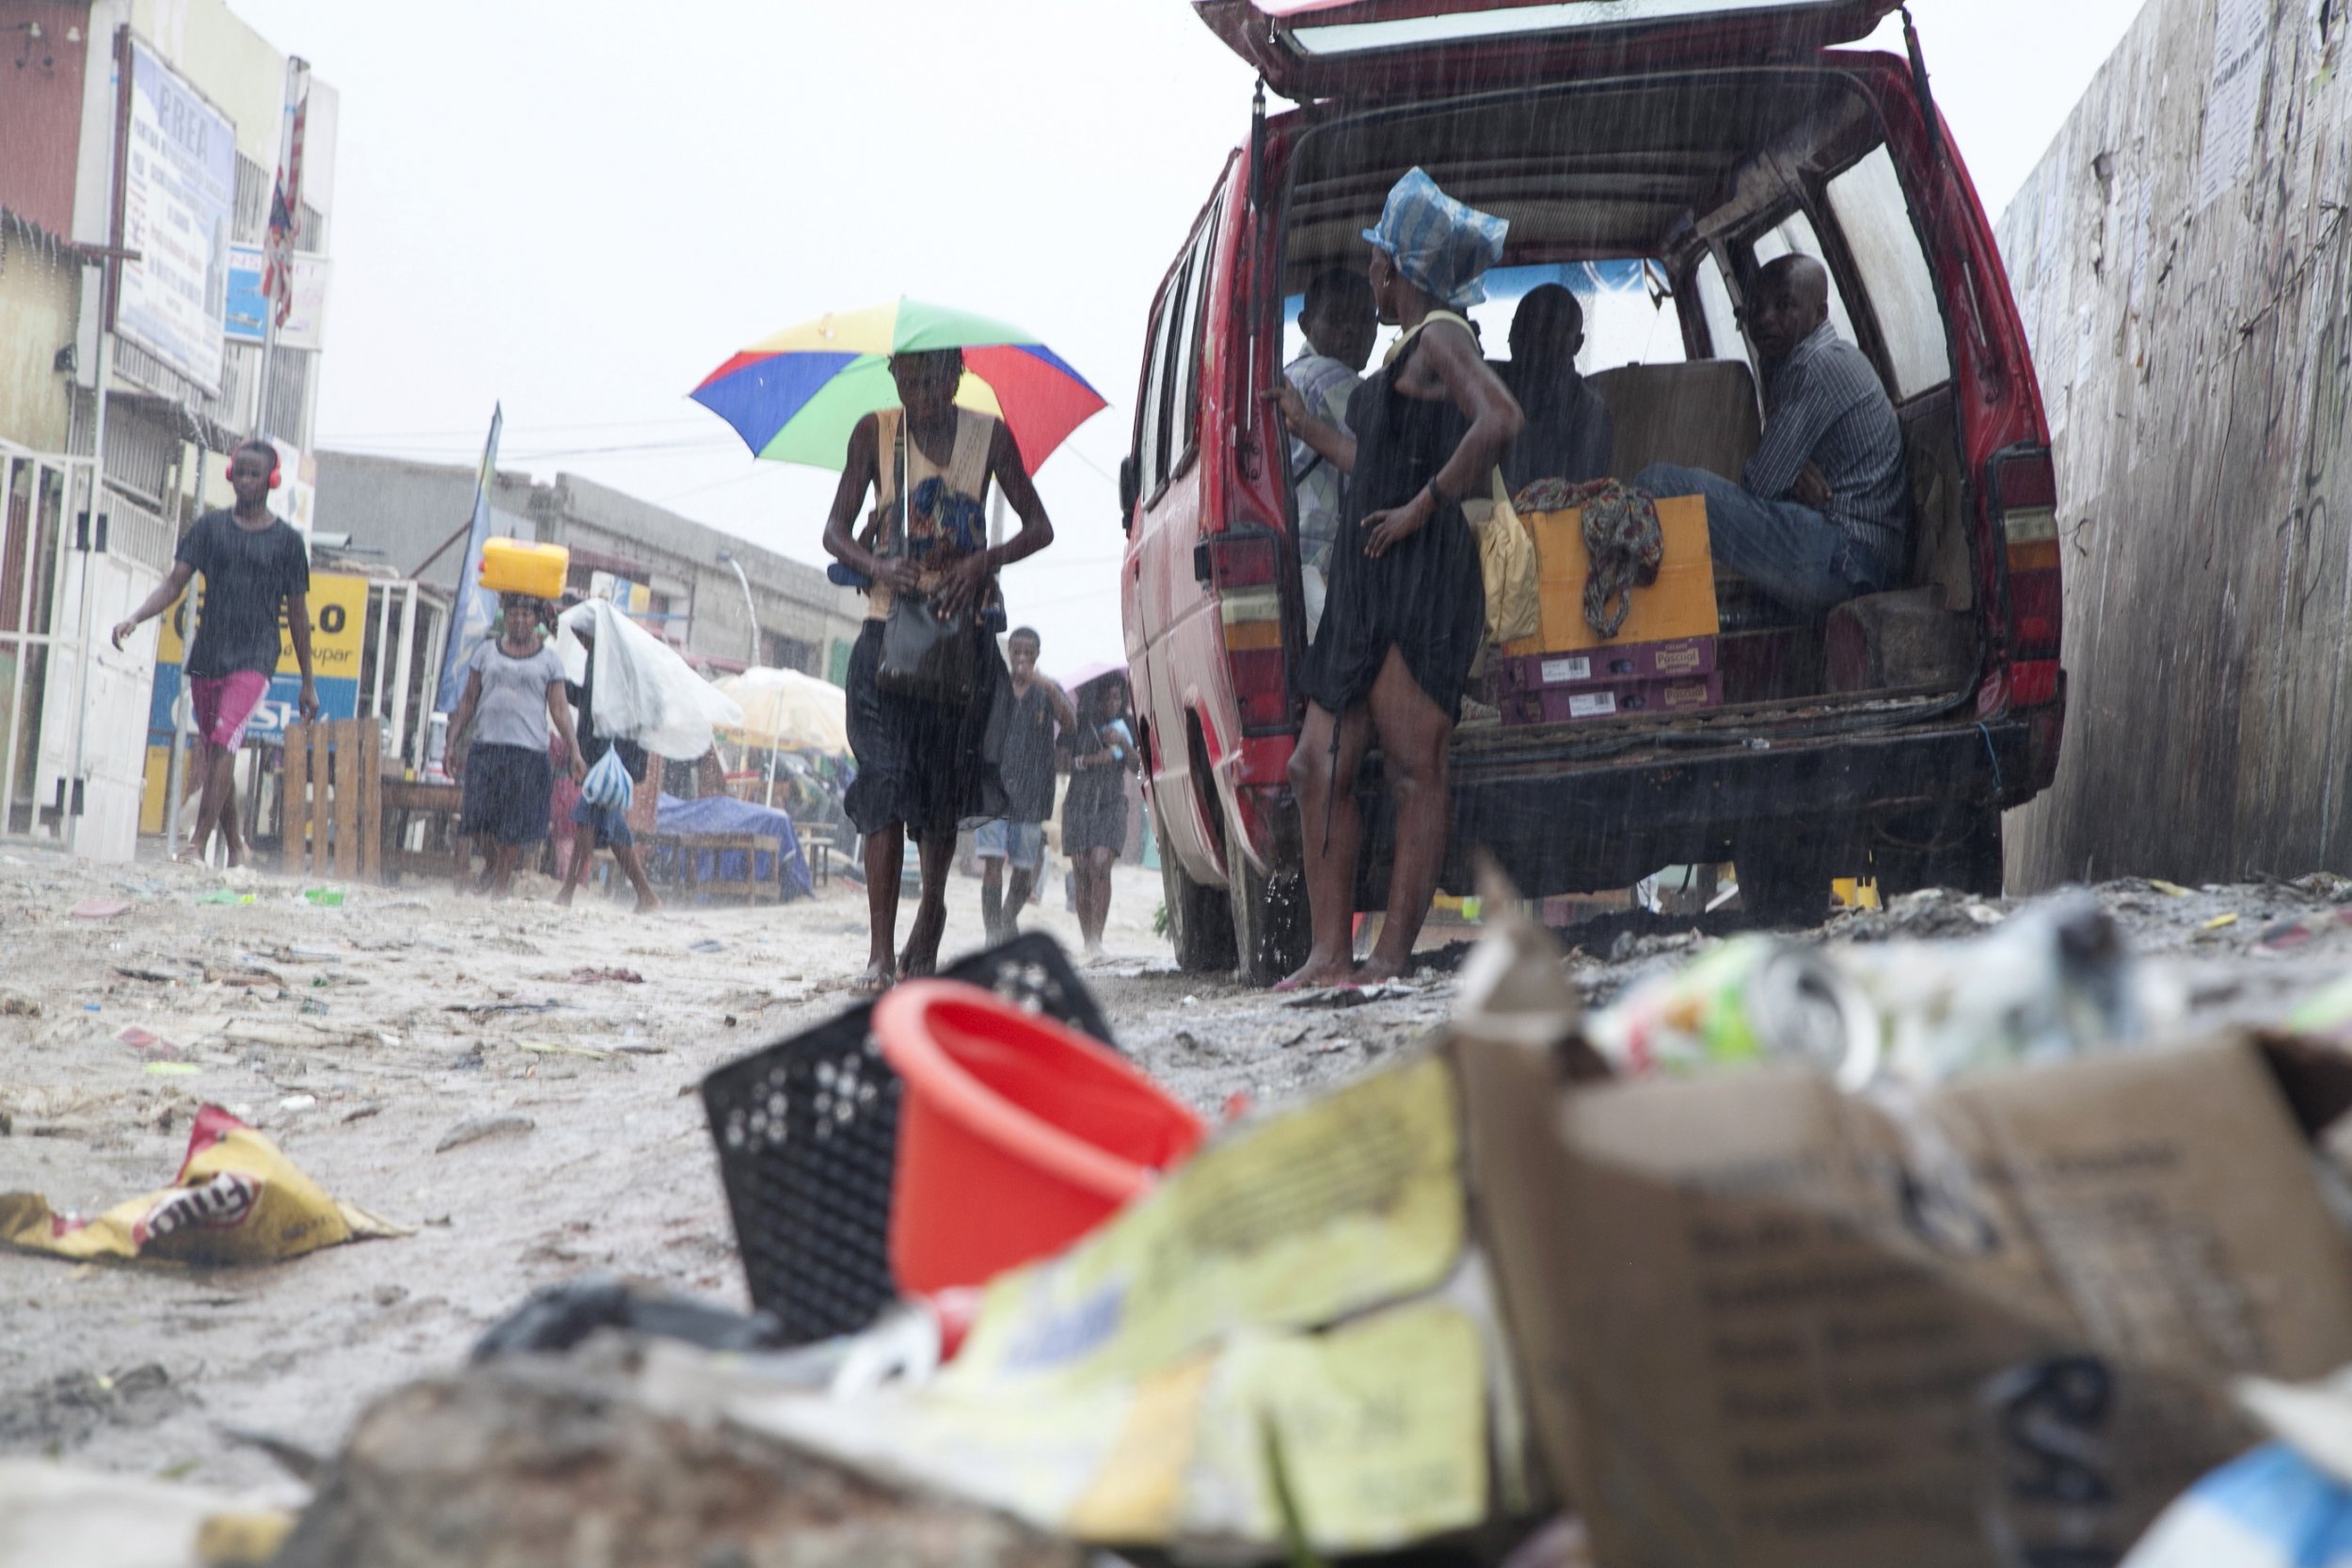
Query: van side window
1695 253 1744 362
1750 210 1858 349
1137 260 1189 501
1825 144 1954 400
1168 207 1223 475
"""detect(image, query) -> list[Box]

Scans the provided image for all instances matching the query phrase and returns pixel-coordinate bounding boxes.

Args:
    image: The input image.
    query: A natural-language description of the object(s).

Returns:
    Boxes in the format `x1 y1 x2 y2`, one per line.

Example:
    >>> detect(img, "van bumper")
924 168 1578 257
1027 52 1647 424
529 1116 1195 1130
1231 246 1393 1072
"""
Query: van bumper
1358 715 2042 899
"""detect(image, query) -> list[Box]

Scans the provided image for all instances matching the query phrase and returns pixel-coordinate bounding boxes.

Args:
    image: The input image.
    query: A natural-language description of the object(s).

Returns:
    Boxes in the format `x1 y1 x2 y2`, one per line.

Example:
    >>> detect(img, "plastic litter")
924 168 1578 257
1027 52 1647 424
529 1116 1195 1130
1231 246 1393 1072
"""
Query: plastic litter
2123 1369 2352 1568
0 1104 406 1263
302 888 343 908
469 1274 785 1361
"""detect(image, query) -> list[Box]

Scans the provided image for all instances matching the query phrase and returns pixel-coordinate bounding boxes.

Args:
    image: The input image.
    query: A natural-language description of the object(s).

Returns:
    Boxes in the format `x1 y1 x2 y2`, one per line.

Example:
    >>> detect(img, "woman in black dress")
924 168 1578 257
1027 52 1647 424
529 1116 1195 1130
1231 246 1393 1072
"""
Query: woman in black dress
822 348 1056 991
1276 169 1521 987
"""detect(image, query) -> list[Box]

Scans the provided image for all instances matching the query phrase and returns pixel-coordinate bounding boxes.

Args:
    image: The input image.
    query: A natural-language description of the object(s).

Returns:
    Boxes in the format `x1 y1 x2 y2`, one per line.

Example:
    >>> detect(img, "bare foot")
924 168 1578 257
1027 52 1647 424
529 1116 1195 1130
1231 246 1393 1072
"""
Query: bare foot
632 893 662 915
1277 954 1359 991
852 963 895 996
1353 955 1412 985
170 846 208 867
554 889 576 908
898 946 938 981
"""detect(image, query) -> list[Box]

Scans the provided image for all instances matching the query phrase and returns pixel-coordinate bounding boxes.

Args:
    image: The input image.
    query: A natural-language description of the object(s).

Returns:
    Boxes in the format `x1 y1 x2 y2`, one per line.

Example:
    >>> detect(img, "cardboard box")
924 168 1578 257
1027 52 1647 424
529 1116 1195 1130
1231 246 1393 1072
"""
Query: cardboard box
1498 637 1719 689
1507 496 1721 656
1452 1030 2352 1568
1501 673 1722 727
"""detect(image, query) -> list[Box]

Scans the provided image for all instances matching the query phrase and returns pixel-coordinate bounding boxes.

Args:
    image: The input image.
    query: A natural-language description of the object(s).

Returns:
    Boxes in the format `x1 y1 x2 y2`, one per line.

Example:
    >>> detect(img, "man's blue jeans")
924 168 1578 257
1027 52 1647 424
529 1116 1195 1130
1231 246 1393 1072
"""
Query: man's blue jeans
1635 463 1894 615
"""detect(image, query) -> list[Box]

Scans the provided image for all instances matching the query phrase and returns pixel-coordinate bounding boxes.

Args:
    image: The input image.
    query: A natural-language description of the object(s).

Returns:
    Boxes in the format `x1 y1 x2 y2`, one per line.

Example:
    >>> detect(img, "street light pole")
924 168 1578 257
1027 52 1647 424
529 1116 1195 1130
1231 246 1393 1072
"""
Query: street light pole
716 550 759 668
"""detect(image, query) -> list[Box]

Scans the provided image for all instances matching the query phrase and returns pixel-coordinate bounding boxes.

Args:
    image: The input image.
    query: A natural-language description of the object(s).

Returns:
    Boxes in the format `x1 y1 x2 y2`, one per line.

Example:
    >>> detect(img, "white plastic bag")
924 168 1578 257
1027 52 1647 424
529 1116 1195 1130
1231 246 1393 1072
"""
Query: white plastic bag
556 599 744 761
580 747 633 813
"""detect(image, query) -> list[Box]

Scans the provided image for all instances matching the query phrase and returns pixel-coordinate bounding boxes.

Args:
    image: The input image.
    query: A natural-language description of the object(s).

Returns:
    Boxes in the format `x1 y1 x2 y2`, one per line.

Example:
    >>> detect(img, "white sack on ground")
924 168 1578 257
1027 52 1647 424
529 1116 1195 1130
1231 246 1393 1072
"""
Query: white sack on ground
557 600 744 761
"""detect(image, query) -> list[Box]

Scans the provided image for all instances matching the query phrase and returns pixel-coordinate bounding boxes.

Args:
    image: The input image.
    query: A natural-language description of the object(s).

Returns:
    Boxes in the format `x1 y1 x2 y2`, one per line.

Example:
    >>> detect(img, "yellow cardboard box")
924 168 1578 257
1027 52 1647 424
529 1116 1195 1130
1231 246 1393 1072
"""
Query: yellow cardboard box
1509 495 1719 655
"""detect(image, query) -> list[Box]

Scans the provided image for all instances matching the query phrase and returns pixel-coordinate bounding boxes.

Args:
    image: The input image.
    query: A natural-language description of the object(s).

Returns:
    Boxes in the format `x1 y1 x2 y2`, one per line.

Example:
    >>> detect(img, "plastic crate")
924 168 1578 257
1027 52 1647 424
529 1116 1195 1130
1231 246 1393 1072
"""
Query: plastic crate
699 933 1116 1346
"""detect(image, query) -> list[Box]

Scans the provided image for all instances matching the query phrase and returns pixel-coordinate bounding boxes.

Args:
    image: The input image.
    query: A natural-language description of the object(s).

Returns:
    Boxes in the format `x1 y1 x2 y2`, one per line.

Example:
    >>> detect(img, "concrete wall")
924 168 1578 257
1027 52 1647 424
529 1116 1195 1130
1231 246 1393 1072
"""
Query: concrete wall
312 451 538 594
0 214 81 451
1994 0 2352 887
0 1 92 235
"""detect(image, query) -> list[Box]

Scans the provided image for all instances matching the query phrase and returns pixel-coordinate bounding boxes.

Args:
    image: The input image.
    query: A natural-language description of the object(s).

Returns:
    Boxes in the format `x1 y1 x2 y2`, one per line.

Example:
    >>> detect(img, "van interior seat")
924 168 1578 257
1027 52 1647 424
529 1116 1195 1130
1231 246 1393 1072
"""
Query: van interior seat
1587 359 1788 629
1588 359 1764 487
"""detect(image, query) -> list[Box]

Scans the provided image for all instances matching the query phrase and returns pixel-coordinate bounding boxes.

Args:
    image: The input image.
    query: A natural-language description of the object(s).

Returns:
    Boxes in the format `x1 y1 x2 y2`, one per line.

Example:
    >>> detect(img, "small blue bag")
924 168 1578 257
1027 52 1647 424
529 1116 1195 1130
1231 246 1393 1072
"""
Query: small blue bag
580 747 634 813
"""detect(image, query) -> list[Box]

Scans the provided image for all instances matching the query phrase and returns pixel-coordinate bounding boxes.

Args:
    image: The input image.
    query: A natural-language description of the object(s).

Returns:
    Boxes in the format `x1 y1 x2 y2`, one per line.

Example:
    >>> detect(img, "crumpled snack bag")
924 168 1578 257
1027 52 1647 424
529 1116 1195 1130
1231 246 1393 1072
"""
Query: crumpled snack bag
0 1104 407 1263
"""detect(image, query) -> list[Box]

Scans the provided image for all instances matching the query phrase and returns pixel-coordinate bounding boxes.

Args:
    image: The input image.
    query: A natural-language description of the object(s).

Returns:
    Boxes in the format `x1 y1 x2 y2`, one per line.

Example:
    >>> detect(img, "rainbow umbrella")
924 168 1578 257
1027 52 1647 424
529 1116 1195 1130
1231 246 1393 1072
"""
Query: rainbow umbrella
690 298 1107 474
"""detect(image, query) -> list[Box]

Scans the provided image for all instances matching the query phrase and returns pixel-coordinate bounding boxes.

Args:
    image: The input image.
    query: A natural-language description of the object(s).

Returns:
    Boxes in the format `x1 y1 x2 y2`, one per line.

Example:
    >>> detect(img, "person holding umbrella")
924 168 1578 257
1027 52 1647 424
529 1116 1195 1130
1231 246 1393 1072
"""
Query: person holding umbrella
822 348 1057 992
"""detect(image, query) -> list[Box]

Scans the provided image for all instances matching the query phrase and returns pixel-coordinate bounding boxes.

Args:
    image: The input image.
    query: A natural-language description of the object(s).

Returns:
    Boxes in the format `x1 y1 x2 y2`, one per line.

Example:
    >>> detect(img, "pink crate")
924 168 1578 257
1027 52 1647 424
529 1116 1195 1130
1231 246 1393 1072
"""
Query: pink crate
1501 673 1724 726
1497 636 1718 691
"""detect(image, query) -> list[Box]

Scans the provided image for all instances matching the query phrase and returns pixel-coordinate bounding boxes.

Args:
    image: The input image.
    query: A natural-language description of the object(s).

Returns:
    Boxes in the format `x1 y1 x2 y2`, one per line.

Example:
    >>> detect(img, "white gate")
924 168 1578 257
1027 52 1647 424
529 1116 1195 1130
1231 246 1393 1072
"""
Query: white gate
2 442 166 861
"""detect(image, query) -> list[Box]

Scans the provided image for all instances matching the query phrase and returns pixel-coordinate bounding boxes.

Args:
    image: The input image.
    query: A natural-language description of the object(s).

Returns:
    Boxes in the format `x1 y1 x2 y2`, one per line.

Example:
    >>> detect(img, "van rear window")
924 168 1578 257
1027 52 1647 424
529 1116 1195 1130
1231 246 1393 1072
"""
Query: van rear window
1283 260 1686 373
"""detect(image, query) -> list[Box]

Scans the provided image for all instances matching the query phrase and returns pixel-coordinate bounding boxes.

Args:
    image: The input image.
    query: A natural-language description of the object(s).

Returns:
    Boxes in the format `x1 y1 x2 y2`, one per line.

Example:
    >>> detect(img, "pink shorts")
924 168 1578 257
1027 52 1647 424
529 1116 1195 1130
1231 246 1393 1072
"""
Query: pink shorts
190 671 271 750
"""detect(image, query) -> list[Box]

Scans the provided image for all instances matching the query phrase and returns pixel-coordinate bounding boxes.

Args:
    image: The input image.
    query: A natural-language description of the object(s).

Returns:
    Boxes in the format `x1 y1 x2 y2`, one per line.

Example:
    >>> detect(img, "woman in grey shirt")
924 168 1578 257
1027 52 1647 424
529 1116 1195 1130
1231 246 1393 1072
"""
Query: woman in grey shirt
448 595 586 897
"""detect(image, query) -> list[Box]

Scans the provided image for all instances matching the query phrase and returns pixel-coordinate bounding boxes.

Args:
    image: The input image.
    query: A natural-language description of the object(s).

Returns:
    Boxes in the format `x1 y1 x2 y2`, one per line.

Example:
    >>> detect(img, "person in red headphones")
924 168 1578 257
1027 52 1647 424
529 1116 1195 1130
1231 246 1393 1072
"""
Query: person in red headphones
113 437 317 866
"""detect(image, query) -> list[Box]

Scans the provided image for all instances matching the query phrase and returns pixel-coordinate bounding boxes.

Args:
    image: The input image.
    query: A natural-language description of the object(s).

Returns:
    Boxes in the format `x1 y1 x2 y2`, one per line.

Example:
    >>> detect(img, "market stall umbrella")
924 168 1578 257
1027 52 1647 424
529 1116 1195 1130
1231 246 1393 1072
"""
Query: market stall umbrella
712 668 850 756
690 298 1107 474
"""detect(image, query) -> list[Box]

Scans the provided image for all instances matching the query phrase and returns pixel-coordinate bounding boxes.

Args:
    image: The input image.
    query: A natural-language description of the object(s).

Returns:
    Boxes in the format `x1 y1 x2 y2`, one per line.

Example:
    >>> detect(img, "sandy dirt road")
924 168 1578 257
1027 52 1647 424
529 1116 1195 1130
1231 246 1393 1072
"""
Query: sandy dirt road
5 846 2351 1503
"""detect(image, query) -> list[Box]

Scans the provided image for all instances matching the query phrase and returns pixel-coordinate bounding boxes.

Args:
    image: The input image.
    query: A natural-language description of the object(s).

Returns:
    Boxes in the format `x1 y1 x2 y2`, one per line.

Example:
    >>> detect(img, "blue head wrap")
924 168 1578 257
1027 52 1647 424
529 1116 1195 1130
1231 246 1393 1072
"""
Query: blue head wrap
1360 167 1509 310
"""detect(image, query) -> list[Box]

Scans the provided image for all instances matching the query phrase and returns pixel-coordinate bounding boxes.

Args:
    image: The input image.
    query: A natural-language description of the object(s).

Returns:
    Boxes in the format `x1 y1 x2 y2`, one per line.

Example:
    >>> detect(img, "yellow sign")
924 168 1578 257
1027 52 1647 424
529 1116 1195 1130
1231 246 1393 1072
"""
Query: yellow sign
156 570 369 680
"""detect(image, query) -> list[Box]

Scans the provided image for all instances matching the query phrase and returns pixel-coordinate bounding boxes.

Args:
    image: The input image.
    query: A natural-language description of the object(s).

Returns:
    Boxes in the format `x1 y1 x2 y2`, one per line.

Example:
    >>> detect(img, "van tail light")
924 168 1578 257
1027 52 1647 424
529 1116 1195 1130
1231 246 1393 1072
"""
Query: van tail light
1992 446 2064 673
1197 530 1291 732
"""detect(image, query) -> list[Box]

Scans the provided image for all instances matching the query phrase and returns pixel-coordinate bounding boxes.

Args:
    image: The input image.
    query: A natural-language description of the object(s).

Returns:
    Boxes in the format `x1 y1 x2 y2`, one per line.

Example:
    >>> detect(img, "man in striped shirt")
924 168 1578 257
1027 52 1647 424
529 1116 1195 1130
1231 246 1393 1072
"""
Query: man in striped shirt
1637 254 1908 613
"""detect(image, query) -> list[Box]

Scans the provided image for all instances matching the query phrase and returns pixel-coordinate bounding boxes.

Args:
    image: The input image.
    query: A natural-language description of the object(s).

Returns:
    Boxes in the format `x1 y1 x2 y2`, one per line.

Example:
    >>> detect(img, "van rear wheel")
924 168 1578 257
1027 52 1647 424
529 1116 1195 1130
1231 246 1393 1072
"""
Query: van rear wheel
1158 815 1236 974
1873 803 2005 898
1227 804 1310 988
1737 831 1837 928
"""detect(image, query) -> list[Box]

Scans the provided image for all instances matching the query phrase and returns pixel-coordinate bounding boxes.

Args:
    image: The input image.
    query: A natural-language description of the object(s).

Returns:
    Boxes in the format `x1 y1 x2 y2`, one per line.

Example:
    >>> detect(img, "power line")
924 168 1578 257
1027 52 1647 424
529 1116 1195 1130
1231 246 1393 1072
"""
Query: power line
322 414 717 442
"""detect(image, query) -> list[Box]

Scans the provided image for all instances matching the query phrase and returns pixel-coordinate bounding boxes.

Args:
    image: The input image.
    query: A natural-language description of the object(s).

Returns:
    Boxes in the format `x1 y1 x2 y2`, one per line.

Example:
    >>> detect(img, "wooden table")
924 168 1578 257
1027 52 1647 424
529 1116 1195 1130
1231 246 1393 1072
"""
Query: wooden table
380 778 469 888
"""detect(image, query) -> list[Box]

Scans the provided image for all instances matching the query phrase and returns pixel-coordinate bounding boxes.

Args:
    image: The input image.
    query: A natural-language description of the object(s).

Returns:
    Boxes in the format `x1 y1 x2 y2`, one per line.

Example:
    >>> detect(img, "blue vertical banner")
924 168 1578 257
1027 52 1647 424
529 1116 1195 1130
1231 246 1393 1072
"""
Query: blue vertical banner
435 404 503 712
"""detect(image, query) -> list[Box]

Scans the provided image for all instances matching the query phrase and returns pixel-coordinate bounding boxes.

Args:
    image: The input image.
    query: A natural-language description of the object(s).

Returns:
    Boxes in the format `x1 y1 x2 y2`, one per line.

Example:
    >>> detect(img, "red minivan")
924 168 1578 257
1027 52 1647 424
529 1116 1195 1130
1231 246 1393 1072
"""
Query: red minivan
1120 0 2067 982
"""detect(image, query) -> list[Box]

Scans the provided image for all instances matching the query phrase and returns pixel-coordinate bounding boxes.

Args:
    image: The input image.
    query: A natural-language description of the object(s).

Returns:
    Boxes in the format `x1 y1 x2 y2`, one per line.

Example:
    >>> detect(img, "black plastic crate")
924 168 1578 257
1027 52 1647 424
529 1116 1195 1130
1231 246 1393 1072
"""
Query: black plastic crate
700 933 1116 1346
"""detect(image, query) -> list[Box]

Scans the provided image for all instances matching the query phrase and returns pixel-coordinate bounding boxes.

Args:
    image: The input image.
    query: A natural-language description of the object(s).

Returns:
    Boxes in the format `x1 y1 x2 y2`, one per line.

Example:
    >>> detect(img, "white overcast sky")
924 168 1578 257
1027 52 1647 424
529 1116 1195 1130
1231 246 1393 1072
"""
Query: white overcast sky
232 0 2150 673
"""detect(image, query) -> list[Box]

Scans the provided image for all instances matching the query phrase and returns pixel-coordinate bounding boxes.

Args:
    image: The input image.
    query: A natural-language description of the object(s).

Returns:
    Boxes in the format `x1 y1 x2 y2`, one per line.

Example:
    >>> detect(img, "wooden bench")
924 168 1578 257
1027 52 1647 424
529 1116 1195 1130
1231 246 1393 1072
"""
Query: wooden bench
796 826 836 887
380 777 469 888
639 830 789 904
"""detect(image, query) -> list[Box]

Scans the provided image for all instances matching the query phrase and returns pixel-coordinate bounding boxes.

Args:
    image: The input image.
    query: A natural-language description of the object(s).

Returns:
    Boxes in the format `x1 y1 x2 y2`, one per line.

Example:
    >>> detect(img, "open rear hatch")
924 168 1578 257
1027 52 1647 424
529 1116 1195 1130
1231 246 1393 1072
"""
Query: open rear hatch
1196 0 1900 99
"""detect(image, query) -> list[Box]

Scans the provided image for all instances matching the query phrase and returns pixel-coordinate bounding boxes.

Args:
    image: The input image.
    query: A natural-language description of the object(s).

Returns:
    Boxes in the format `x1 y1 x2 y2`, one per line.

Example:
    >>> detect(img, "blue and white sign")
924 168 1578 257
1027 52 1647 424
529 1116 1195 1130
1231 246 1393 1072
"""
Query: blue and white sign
148 667 361 749
225 243 268 345
119 39 237 394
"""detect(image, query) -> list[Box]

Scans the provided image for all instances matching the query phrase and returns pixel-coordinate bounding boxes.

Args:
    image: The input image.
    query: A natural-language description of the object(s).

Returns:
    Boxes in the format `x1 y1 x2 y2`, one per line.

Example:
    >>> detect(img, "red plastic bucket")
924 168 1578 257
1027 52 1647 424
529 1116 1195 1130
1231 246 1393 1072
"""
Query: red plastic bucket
874 980 1207 1292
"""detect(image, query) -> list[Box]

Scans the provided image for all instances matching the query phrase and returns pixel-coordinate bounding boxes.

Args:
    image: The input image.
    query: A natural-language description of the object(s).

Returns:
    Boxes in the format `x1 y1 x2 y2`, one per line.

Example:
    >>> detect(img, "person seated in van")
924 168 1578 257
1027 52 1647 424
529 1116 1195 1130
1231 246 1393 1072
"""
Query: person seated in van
1279 167 1522 990
1498 284 1613 493
1635 254 1907 614
1278 268 1378 632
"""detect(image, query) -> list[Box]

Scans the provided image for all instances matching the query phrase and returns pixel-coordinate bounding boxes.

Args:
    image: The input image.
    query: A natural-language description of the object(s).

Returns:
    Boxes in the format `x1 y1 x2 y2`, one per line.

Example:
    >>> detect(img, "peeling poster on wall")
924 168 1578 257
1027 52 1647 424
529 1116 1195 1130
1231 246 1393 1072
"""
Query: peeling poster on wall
2196 0 2270 214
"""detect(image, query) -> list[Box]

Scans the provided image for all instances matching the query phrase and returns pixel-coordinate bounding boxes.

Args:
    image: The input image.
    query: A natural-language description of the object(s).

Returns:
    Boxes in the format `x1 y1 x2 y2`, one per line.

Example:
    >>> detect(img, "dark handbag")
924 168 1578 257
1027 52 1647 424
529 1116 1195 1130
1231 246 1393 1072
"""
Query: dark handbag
875 420 981 705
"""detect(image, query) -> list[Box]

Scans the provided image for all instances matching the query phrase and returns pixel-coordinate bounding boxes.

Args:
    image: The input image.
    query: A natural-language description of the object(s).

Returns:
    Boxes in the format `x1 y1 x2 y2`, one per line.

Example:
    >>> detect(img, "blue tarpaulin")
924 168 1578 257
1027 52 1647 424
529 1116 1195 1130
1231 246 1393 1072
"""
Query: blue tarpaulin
651 794 813 902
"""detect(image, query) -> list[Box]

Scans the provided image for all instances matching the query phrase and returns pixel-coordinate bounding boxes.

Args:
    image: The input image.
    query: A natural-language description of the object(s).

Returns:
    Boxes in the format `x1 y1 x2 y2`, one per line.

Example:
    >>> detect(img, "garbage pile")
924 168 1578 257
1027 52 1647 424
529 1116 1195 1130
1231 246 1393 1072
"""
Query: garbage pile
165 889 2352 1564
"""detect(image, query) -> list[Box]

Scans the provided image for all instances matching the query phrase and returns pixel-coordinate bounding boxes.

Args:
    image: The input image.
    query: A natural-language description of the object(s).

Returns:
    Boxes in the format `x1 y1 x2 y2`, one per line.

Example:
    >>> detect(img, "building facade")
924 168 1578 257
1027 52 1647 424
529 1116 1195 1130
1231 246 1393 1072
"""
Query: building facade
0 0 340 858
313 451 867 683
